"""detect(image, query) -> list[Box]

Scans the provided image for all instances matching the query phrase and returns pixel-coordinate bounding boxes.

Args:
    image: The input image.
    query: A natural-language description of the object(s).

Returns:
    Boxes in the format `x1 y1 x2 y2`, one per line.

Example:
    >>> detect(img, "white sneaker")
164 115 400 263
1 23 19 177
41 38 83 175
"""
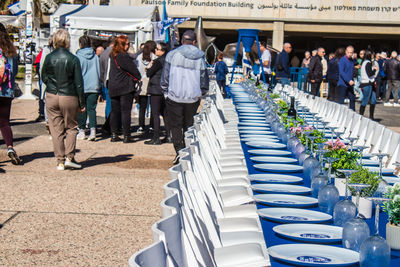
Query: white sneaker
136 127 144 133
56 163 65 171
384 102 393 107
65 158 82 169
393 103 400 107
87 128 96 141
77 129 86 140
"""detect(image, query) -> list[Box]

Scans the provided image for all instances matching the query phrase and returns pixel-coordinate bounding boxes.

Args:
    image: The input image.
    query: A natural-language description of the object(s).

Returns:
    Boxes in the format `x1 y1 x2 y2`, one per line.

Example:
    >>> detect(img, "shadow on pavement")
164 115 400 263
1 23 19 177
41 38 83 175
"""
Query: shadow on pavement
19 151 54 164
81 154 133 168
0 136 33 147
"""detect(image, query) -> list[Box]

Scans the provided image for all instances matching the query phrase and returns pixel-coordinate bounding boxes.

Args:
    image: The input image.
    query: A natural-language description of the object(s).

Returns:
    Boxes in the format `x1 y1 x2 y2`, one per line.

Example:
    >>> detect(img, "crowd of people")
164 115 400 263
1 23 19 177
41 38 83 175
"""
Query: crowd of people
254 42 400 120
0 23 208 169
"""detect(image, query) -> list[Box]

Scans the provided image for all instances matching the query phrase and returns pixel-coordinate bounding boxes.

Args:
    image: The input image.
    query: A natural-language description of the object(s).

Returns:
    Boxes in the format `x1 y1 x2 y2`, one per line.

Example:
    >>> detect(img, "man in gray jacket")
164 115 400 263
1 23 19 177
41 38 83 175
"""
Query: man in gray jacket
161 30 209 164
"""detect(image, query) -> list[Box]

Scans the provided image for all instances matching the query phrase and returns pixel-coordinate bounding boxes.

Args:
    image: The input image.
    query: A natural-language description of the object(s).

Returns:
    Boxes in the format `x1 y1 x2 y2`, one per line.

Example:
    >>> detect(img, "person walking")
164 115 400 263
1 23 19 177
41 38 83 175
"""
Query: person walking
136 41 156 133
41 29 85 170
274 43 292 86
0 25 22 165
107 35 141 143
145 42 170 145
359 50 379 120
308 47 325 96
260 41 272 83
214 52 229 97
161 30 209 164
384 51 400 106
76 35 101 141
301 51 311 68
326 48 344 102
376 52 387 100
337 45 356 110
99 36 115 135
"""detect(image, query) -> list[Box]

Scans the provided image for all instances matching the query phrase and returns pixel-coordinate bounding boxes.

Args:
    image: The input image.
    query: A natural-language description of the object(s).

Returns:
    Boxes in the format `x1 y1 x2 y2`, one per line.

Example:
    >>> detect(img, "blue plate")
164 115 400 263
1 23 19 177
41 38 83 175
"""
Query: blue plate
383 176 400 185
250 156 298 164
239 122 269 127
242 139 280 144
246 141 287 149
268 244 359 266
254 194 317 207
258 208 332 223
360 159 380 166
240 120 268 124
252 184 310 194
365 166 394 175
248 149 292 156
238 127 271 131
238 113 265 117
240 130 275 135
237 110 264 114
249 173 303 184
254 163 303 173
273 224 342 243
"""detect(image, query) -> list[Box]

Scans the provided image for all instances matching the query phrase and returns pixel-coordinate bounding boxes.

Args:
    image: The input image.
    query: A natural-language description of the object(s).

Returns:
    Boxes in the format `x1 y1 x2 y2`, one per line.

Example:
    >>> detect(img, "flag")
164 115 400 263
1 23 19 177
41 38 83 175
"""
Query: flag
242 47 252 75
8 1 25 16
162 0 170 43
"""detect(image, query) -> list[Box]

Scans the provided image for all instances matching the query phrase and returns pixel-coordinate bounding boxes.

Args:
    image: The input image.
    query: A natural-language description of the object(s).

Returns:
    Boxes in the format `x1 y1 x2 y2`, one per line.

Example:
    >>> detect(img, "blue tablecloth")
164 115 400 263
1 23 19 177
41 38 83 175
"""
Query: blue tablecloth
232 96 400 266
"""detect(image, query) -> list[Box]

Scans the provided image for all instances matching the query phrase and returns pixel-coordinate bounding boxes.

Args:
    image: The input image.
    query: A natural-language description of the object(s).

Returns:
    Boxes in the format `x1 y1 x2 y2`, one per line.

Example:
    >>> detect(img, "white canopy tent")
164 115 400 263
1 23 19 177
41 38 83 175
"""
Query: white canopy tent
50 4 159 53
0 15 25 27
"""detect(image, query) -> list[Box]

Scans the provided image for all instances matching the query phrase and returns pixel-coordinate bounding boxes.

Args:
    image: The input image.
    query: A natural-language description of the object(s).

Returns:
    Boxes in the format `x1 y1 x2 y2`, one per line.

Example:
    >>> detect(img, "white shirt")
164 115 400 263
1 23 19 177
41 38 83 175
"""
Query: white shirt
261 49 272 74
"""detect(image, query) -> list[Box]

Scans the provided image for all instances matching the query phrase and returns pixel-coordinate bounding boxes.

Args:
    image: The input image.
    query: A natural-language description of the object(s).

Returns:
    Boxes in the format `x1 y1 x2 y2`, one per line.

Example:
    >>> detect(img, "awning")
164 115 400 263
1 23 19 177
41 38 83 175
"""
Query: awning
50 4 159 33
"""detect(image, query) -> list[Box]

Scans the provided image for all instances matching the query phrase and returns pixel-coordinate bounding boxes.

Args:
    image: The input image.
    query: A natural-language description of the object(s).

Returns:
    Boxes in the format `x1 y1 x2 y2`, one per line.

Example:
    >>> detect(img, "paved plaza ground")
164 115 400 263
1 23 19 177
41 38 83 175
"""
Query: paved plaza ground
0 97 399 266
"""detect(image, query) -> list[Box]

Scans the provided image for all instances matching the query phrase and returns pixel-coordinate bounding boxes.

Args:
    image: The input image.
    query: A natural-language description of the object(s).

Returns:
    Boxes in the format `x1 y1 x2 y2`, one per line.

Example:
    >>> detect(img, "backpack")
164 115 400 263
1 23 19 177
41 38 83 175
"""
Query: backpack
0 49 12 89
276 54 283 71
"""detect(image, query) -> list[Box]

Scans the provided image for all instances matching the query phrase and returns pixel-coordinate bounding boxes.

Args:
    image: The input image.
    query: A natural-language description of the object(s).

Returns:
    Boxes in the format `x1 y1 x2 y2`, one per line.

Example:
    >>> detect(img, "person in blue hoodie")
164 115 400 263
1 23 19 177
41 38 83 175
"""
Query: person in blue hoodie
337 45 356 110
161 30 209 164
214 52 228 97
76 35 101 141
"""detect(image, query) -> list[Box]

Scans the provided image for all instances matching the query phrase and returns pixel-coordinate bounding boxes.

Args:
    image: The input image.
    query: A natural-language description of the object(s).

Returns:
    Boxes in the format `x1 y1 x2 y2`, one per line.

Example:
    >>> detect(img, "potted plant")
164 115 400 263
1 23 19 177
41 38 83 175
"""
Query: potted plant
383 182 400 250
324 139 360 196
348 168 380 219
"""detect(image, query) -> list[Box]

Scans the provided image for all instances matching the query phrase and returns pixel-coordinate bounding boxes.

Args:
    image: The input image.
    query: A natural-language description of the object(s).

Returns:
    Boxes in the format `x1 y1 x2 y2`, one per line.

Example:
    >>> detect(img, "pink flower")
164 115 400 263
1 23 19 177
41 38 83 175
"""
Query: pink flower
304 126 313 131
326 140 333 147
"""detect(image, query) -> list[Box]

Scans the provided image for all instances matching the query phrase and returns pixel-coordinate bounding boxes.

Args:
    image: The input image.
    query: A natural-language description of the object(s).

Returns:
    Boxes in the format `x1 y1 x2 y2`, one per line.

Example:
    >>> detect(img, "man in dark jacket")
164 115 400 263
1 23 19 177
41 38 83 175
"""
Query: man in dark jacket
327 53 339 101
384 51 400 106
308 47 325 96
161 30 209 164
274 43 292 86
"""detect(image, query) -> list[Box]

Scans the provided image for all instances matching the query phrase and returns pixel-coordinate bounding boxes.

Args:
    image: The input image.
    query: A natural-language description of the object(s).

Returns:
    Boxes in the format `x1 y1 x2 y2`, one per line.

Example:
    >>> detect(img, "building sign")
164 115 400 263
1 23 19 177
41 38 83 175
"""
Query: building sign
110 0 400 24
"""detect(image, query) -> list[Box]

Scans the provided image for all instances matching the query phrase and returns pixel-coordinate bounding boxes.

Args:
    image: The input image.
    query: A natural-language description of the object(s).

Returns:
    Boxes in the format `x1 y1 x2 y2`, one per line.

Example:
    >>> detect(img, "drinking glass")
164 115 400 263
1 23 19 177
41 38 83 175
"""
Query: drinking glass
342 183 371 252
372 152 390 178
318 157 340 215
333 169 358 226
303 135 320 181
354 145 369 166
360 197 391 267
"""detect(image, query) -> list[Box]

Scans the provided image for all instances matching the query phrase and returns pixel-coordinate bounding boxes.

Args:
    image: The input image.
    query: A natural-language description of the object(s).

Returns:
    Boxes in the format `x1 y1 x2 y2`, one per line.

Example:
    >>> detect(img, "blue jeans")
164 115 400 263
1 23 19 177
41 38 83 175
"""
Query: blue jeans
354 76 363 101
277 77 290 86
361 85 377 106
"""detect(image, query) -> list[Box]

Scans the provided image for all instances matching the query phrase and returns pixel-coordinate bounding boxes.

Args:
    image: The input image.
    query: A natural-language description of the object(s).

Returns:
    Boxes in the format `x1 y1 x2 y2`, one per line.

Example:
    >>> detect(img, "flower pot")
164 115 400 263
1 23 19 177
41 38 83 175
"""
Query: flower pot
335 178 350 197
386 223 400 250
351 196 373 219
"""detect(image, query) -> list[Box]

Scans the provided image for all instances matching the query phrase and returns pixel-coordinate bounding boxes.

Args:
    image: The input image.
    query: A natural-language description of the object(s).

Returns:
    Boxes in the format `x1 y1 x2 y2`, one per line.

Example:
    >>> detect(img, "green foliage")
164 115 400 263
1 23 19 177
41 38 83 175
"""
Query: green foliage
270 93 280 99
324 148 360 174
348 168 380 197
383 183 400 226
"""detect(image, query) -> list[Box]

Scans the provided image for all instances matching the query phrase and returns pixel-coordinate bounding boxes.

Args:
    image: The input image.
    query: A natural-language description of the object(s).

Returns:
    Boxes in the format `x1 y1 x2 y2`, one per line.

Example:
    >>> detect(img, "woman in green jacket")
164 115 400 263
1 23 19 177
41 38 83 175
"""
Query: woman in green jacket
41 29 86 171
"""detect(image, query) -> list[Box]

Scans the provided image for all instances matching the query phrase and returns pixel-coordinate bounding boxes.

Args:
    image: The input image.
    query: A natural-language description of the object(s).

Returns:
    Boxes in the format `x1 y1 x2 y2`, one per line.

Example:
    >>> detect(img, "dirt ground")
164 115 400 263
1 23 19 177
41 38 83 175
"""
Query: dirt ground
0 99 175 266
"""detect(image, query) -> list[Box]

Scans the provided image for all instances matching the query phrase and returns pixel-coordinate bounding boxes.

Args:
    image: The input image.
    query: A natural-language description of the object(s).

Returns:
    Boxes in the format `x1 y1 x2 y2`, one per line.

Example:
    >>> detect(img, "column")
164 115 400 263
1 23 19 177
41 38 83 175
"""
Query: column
272 21 284 51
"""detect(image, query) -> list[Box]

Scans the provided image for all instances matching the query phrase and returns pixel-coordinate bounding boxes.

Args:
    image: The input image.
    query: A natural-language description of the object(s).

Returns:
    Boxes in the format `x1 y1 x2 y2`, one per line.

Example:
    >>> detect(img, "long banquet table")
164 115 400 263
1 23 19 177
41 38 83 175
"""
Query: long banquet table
229 85 400 267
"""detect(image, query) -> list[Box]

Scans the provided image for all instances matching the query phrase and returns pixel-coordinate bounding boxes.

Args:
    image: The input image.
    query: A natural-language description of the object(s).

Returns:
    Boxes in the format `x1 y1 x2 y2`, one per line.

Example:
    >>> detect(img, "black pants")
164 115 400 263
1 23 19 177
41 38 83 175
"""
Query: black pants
166 98 200 154
337 85 356 111
327 79 338 101
150 95 170 139
138 95 149 129
110 92 134 135
310 82 321 96
217 79 226 97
